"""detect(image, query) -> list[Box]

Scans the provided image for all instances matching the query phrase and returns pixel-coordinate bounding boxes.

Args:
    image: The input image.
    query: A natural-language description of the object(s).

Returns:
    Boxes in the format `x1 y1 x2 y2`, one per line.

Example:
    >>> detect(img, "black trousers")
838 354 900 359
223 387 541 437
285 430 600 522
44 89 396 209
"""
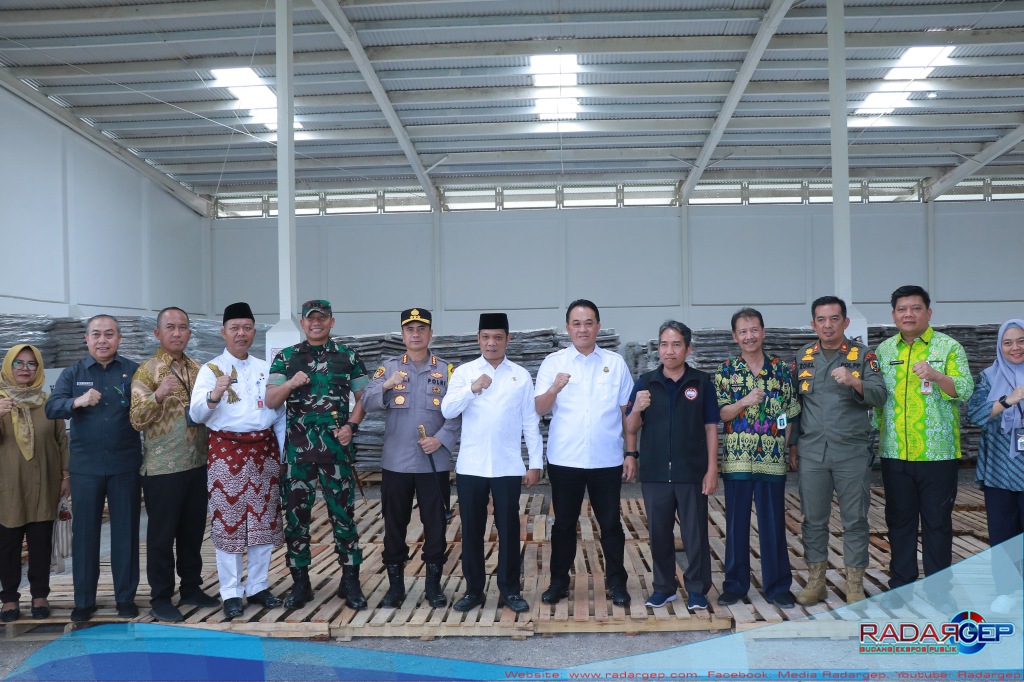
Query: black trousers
70 469 141 608
381 468 451 566
141 466 208 607
456 474 521 598
548 463 626 590
0 520 54 603
982 485 1024 596
642 481 711 596
881 458 958 593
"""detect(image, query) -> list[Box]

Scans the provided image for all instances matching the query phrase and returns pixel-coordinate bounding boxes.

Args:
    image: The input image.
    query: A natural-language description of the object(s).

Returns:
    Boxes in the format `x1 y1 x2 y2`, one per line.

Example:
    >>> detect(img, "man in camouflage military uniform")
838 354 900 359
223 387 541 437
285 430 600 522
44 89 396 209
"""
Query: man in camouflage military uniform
361 308 461 609
265 300 370 610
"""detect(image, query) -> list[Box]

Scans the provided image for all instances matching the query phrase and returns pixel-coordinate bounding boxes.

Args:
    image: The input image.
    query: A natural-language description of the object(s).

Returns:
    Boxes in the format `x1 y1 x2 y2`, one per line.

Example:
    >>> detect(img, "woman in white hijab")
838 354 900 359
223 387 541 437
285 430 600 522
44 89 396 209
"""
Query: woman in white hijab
967 319 1024 615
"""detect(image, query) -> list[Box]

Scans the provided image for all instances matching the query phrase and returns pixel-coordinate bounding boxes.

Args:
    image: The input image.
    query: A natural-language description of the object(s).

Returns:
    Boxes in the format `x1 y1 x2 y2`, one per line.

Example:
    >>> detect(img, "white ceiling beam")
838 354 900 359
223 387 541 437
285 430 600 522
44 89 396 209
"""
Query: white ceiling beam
1 0 1017 26
924 122 1024 200
192 163 1024 195
680 0 795 203
67 76 1024 120
0 69 208 215
154 142 1009 174
9 27 1024 80
310 0 439 211
114 113 1024 149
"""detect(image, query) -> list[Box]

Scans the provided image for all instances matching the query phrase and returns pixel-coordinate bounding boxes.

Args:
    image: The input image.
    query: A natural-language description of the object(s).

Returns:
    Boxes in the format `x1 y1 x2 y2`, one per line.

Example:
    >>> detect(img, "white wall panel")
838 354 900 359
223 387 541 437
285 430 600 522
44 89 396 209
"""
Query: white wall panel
933 203 1024 303
211 225 277 315
850 204 927 305
148 181 207 315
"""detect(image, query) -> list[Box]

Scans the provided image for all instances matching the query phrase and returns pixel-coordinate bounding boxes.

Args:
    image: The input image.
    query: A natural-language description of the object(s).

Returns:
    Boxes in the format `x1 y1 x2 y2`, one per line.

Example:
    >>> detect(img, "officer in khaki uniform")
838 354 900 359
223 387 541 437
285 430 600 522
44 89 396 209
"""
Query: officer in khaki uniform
361 308 461 609
788 296 887 606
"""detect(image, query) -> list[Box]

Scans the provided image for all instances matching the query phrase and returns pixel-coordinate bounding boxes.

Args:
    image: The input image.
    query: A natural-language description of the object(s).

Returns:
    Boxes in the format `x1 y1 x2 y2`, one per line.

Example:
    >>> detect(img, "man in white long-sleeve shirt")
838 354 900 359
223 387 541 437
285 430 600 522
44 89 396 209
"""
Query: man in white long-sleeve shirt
441 312 542 614
189 302 286 620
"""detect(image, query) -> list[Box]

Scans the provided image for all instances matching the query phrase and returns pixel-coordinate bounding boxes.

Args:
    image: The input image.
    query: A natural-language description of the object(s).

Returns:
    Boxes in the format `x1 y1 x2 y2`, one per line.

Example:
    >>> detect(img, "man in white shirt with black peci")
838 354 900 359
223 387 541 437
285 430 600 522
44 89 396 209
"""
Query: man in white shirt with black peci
441 312 543 614
535 300 636 607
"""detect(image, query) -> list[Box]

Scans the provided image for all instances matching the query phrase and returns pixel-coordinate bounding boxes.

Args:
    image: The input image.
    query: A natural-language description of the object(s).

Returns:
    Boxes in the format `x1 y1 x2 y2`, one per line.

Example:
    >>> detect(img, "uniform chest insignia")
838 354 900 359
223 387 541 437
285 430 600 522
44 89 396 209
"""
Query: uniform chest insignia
839 341 850 354
866 353 880 372
430 372 443 379
432 397 441 406
395 384 406 391
401 354 408 365
431 386 441 394
372 366 386 380
800 380 811 393
511 376 517 381
798 369 813 379
430 355 437 366
801 347 815 361
684 387 698 400
852 371 861 378
399 370 408 376
847 347 860 361
603 366 609 372
394 395 406 405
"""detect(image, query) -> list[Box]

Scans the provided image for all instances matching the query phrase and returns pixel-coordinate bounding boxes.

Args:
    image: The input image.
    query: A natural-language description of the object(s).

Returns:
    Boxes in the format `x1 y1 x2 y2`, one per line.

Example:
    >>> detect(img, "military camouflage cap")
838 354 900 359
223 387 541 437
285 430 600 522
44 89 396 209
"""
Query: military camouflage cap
301 299 332 317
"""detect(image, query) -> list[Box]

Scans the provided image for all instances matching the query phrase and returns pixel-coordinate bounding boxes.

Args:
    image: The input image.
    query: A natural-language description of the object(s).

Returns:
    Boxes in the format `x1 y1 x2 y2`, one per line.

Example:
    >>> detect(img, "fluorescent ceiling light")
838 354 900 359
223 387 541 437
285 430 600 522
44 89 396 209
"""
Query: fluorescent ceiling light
855 46 954 115
530 54 579 87
535 97 580 120
211 67 302 129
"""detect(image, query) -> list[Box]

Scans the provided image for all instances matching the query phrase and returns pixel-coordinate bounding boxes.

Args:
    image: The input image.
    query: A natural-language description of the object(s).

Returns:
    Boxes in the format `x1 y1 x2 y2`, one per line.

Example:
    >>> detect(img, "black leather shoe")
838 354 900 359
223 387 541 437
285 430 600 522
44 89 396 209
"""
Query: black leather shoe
247 589 283 609
424 563 447 608
609 585 631 606
222 597 244 620
379 564 406 608
771 591 796 608
541 584 569 605
178 591 221 608
70 605 97 622
717 591 742 606
452 593 485 612
150 602 184 623
498 594 529 613
337 564 367 610
116 601 139 618
284 567 314 610
31 604 50 620
1 607 20 623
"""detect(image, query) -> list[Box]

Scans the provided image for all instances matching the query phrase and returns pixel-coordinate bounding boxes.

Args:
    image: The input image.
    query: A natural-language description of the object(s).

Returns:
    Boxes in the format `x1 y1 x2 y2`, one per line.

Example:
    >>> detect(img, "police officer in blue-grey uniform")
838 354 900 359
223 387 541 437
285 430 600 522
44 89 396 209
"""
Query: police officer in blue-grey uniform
361 308 461 609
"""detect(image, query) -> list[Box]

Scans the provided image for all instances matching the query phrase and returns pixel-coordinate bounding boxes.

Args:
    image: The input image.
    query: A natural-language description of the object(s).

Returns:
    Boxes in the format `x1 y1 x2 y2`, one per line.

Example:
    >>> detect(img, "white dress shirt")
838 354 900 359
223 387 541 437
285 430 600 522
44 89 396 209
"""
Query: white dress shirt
441 355 543 478
189 349 285 447
535 344 634 469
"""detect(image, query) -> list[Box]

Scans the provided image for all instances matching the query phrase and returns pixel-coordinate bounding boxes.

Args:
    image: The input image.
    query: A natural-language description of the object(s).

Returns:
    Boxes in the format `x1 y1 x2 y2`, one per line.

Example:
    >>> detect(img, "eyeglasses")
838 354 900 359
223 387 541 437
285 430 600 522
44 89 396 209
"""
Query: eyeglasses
11 361 39 370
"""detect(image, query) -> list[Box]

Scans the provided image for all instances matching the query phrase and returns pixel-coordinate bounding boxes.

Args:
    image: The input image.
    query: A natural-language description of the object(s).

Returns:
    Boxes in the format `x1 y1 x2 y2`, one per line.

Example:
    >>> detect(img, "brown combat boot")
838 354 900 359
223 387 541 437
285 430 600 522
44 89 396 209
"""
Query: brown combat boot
797 561 827 606
845 566 867 604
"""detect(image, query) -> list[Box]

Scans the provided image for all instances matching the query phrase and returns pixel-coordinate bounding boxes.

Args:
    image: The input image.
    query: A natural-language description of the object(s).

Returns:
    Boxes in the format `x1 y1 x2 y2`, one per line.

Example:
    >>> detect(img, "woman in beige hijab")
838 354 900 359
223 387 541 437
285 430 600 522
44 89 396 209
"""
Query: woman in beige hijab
0 344 70 621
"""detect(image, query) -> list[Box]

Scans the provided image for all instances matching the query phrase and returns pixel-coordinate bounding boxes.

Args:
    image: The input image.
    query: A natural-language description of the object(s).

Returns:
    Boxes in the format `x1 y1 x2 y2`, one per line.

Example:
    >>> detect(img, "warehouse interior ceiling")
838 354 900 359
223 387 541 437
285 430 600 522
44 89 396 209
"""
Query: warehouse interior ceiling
3 0 1024 216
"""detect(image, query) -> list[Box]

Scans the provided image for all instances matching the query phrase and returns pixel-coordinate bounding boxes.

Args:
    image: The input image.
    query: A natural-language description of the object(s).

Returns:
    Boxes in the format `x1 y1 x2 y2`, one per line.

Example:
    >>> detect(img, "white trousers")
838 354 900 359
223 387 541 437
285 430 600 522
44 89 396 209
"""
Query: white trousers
215 544 273 600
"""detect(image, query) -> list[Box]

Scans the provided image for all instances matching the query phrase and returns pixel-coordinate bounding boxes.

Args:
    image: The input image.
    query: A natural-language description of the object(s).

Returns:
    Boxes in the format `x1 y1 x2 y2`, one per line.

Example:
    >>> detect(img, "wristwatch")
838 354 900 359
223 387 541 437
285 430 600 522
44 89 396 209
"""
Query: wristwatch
625 451 639 459
998 395 1012 409
206 391 219 405
345 421 360 433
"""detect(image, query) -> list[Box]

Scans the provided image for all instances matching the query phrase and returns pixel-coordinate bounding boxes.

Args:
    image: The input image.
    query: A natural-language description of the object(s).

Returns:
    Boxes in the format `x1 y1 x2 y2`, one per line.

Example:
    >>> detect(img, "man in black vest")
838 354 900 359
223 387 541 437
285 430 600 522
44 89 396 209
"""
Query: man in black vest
625 321 720 609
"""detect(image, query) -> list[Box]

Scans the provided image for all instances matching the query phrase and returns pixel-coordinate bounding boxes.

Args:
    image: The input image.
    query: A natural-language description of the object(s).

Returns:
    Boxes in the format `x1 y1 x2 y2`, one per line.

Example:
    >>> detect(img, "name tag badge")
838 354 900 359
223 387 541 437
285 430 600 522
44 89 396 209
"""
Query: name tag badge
1014 427 1024 455
76 381 93 386
255 398 265 410
776 413 788 429
920 380 933 395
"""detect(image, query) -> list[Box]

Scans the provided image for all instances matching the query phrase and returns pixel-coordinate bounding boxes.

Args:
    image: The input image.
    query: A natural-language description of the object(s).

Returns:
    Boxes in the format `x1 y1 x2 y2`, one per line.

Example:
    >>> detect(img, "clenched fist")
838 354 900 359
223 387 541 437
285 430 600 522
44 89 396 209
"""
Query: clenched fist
0 397 15 417
382 371 405 391
831 367 858 387
154 374 179 403
288 371 310 390
334 424 353 446
632 390 652 413
73 389 102 409
471 374 492 395
210 374 234 402
912 361 941 383
740 388 766 408
549 373 571 394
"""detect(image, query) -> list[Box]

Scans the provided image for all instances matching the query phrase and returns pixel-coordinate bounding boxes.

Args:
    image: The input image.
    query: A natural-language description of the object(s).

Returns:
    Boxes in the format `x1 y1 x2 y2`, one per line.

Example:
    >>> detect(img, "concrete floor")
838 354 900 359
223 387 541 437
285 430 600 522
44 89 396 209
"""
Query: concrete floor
0 467 984 678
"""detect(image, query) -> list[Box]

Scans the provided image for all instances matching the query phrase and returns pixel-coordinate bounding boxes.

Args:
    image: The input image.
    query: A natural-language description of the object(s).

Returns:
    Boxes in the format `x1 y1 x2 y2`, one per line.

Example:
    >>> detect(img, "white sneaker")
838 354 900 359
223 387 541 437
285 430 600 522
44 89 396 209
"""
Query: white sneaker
990 595 1016 615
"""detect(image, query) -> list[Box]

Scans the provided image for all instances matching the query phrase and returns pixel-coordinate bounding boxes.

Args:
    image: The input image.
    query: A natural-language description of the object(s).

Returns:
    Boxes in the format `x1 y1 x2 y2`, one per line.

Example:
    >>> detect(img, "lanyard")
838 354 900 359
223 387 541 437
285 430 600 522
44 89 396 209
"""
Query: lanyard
167 358 194 397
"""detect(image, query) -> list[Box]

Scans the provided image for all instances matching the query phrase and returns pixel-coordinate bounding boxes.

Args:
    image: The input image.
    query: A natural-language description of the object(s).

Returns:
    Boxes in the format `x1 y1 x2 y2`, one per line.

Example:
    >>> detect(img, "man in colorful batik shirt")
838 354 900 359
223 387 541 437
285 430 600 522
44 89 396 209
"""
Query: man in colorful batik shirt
873 285 973 613
265 300 370 612
714 308 801 608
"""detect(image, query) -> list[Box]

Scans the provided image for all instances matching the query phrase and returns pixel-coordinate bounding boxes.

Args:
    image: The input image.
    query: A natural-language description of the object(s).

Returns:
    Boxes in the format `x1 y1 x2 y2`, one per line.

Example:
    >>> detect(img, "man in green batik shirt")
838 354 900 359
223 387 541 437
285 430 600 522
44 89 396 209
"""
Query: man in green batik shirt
265 300 370 612
873 285 973 613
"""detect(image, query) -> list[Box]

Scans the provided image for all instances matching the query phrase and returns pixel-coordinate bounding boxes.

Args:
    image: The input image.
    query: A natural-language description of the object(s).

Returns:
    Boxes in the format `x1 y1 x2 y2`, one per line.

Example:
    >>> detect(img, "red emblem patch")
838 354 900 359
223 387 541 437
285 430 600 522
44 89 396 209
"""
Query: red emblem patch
684 387 698 401
431 386 441 393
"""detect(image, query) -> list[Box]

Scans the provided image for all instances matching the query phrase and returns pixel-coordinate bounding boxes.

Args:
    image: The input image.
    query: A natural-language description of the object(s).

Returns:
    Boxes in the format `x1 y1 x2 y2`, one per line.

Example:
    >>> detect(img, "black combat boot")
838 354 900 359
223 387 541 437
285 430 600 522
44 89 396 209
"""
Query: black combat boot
284 566 314 610
337 564 367 610
379 564 406 608
424 563 447 608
